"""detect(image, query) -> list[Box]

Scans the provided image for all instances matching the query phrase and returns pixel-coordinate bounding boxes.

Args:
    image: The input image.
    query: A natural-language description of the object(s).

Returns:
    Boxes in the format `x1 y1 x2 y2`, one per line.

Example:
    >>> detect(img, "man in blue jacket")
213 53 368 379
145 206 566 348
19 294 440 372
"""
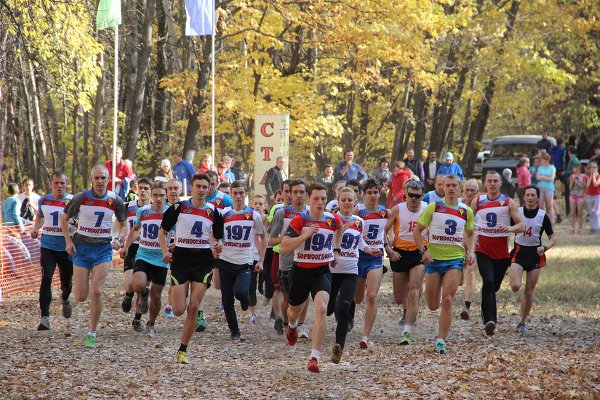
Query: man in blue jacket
437 152 464 181
171 149 196 195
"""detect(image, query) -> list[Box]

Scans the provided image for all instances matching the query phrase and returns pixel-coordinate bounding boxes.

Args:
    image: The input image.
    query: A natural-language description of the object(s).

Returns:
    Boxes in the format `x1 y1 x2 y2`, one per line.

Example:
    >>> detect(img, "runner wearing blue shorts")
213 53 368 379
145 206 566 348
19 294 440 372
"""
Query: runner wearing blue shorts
61 164 127 349
354 179 390 349
413 174 475 354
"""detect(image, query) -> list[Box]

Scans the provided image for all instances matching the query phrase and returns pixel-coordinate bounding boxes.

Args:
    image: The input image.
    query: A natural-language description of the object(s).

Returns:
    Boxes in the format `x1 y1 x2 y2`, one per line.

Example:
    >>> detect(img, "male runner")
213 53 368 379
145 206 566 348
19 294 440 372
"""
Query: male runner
120 182 169 337
459 179 479 320
61 164 127 349
31 172 73 330
471 171 523 336
121 177 152 332
354 179 389 349
414 174 475 354
384 179 427 345
219 181 266 340
163 179 182 318
423 174 445 204
281 183 342 373
159 173 224 364
269 179 311 337
509 185 555 334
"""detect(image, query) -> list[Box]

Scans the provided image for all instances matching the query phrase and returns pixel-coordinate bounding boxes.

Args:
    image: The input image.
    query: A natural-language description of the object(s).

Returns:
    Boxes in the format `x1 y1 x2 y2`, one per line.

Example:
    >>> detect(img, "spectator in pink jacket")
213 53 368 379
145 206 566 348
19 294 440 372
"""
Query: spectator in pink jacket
516 157 531 205
387 161 413 208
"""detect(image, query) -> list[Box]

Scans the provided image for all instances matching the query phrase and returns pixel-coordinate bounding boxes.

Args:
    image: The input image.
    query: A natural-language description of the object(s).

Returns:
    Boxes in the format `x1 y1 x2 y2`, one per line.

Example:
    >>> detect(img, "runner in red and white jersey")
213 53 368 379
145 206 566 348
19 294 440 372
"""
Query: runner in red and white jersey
470 171 523 336
281 183 343 373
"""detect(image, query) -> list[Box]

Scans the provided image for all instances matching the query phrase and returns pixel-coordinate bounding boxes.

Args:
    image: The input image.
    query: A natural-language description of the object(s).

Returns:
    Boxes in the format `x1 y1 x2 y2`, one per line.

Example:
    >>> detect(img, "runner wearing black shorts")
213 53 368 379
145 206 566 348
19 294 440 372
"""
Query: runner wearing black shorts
281 183 343 373
159 174 224 364
509 186 556 334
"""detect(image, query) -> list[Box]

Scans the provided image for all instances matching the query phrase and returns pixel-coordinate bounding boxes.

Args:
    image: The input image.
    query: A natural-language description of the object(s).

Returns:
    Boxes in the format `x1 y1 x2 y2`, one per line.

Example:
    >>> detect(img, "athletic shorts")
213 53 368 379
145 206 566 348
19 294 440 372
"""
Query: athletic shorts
277 269 292 294
357 256 383 280
133 259 169 286
288 264 331 306
123 243 139 272
170 248 213 286
72 241 113 269
425 258 464 276
271 252 280 290
510 244 546 272
390 248 423 273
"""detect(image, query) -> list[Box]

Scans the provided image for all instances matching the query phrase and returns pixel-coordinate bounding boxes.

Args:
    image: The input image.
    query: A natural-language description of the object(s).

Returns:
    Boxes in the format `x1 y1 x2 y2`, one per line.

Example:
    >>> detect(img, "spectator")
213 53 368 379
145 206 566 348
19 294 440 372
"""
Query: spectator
403 149 424 182
221 156 236 183
536 131 552 153
317 164 335 202
586 161 600 233
568 162 586 234
264 156 287 203
589 146 600 166
549 137 565 174
423 150 440 192
216 162 228 183
231 160 249 185
530 155 540 186
18 178 40 222
372 157 392 205
537 152 557 222
567 134 577 148
125 179 138 202
387 161 413 208
154 159 173 182
563 145 579 217
104 146 134 199
197 153 216 173
436 152 464 180
171 149 196 194
2 183 25 231
577 132 590 160
334 150 368 183
501 168 517 199
516 157 531 205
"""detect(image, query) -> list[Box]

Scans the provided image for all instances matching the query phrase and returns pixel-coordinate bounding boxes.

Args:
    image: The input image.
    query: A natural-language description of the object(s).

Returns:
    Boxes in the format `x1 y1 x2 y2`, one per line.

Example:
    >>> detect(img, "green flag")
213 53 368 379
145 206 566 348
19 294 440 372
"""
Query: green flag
96 0 121 31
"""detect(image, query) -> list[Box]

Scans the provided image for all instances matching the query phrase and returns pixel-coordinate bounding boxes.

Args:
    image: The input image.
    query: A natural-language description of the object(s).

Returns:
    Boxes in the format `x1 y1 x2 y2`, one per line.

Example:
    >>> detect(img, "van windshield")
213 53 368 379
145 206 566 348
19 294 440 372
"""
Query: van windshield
490 143 537 158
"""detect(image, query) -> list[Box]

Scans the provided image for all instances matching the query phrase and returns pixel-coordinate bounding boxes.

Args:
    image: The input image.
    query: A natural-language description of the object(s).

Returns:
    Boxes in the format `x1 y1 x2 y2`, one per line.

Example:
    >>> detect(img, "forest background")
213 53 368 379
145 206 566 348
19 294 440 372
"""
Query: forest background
1 0 599 191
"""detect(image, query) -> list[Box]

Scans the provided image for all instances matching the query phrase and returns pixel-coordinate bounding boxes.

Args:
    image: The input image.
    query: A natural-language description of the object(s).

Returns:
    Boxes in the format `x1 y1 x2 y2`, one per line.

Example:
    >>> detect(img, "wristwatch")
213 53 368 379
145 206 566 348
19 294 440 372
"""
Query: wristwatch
418 248 427 256
333 248 341 253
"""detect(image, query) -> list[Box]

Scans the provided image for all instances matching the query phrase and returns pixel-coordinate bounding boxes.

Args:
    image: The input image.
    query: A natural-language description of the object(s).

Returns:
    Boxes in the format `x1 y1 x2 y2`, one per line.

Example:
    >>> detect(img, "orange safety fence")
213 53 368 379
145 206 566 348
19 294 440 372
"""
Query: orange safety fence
0 224 123 301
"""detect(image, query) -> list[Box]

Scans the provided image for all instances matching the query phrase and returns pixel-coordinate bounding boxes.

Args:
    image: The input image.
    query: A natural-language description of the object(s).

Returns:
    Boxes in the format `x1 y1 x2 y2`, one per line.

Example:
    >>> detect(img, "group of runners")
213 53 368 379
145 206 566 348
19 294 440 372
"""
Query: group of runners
31 165 556 372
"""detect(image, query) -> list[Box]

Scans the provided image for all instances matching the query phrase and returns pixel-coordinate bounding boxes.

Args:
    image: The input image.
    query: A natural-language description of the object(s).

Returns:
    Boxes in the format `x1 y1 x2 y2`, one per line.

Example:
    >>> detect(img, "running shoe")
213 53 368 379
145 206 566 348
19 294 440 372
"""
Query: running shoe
298 324 310 339
176 351 188 364
434 339 447 354
516 322 527 334
399 332 411 346
139 288 150 314
250 313 259 324
164 305 174 318
146 323 156 337
62 300 72 319
85 334 96 349
307 357 320 373
484 321 496 336
359 336 369 349
132 319 143 332
459 308 470 320
331 344 343 364
195 311 206 332
37 316 50 331
231 332 241 341
274 317 284 335
286 326 298 346
122 295 133 313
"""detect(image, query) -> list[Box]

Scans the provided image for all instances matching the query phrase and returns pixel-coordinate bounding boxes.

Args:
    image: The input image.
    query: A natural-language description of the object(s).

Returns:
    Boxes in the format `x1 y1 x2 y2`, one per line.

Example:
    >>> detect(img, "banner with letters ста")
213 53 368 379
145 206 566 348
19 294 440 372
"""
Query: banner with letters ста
254 114 289 194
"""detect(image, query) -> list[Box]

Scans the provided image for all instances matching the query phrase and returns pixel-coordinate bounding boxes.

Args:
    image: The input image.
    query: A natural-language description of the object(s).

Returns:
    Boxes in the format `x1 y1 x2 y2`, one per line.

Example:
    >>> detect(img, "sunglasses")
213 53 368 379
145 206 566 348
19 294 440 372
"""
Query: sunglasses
407 193 422 199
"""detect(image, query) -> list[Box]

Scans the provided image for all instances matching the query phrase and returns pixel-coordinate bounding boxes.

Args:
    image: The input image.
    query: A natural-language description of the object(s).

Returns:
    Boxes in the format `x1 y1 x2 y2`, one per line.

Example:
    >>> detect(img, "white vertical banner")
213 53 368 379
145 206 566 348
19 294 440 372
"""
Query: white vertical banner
254 114 289 195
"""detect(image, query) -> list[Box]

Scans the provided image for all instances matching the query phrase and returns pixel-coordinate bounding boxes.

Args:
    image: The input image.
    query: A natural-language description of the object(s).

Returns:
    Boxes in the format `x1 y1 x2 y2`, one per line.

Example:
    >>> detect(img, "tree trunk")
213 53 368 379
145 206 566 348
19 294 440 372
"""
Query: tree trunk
124 0 155 161
183 36 213 162
93 53 105 167
28 59 49 188
82 112 90 188
391 83 412 161
412 86 428 162
71 106 79 192
19 51 37 183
